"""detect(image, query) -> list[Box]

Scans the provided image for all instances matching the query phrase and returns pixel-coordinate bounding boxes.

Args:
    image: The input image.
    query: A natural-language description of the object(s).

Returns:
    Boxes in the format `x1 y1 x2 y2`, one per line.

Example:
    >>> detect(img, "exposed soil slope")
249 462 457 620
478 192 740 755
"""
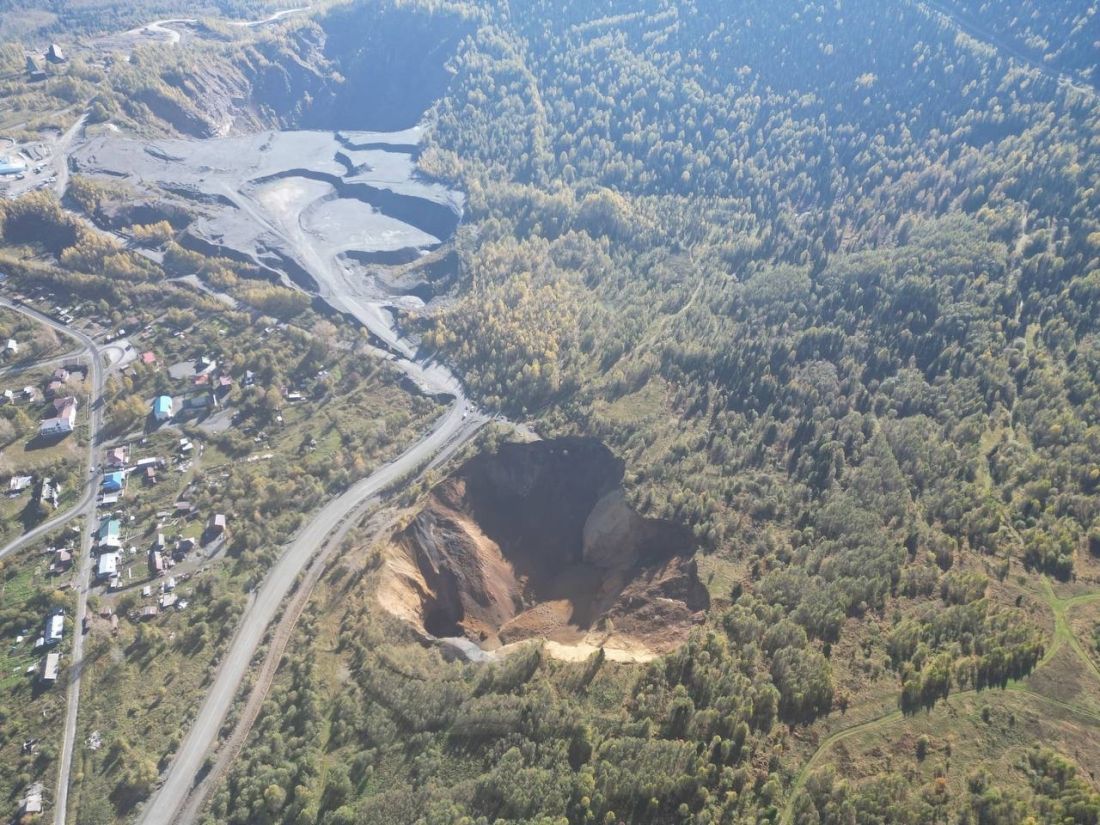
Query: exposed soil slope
379 438 708 655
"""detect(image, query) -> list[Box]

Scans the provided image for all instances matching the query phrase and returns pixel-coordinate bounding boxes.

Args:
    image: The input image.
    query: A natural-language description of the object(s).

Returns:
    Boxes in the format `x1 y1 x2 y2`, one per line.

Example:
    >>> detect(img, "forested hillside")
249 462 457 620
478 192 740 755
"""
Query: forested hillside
8 0 1095 822
933 0 1099 85
421 0 1099 583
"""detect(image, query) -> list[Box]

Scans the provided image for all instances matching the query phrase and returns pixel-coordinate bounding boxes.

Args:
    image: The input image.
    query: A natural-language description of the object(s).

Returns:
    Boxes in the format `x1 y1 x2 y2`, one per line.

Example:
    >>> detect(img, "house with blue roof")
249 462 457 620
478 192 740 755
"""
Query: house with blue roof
102 471 125 493
97 518 121 548
153 395 174 422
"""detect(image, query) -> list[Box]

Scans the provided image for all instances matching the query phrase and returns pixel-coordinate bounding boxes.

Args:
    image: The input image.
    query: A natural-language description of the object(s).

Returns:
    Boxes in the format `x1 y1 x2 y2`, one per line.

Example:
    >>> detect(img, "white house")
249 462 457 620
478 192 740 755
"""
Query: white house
45 613 63 645
96 552 119 580
39 396 77 436
39 654 60 685
5 338 17 356
8 475 32 492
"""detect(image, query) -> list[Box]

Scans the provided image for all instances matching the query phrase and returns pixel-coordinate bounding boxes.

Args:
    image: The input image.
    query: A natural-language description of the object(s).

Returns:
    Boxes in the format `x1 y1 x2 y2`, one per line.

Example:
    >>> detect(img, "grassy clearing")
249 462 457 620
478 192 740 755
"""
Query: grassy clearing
780 570 1100 824
695 551 743 603
1068 600 1100 675
3 431 84 474
804 689 1099 799
71 562 240 821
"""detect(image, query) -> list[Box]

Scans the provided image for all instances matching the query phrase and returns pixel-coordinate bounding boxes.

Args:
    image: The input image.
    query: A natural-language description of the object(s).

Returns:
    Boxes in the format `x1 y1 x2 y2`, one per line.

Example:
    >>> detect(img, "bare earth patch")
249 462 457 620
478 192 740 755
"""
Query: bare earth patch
377 438 708 659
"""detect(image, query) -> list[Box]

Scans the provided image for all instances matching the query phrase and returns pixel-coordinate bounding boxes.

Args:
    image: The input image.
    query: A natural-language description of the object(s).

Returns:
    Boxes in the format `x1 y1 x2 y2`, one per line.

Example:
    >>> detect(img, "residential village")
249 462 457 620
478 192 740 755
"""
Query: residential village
0 363 87 438
2 307 245 702
0 291 255 818
0 271 438 818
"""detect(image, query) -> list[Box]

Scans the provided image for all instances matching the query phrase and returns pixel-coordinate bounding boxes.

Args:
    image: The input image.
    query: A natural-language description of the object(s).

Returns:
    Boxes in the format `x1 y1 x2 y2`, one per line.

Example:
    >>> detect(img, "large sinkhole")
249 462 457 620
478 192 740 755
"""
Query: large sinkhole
380 438 709 654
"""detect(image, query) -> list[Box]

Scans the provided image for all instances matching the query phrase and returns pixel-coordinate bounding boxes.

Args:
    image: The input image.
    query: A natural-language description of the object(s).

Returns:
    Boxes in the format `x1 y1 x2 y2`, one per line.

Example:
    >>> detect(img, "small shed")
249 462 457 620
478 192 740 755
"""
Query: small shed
26 55 46 80
53 548 73 572
184 393 213 411
9 475 33 492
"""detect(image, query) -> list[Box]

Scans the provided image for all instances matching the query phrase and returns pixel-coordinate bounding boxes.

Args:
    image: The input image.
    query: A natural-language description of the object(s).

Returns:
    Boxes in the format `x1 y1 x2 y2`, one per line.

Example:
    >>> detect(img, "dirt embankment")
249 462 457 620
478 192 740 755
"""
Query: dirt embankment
378 438 708 658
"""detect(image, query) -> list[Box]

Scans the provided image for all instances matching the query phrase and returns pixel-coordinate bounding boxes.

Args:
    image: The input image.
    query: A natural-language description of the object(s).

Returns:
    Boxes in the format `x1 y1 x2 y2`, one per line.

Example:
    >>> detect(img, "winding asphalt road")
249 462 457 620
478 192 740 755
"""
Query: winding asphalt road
0 299 103 565
0 297 105 825
134 104 488 823
125 7 309 46
137 400 479 824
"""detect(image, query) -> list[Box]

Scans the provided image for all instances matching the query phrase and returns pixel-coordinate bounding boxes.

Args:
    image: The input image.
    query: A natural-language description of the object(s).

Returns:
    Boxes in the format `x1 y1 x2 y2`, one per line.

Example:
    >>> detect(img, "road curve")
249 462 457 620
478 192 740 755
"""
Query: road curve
126 6 309 46
123 19 195 45
137 400 476 824
0 347 85 381
228 6 310 28
0 297 105 825
0 299 102 564
172 412 486 825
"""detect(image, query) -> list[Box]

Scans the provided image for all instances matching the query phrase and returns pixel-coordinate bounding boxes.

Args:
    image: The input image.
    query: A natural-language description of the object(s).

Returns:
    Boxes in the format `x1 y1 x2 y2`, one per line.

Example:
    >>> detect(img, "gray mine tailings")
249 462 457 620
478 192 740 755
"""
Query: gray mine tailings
71 128 464 353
